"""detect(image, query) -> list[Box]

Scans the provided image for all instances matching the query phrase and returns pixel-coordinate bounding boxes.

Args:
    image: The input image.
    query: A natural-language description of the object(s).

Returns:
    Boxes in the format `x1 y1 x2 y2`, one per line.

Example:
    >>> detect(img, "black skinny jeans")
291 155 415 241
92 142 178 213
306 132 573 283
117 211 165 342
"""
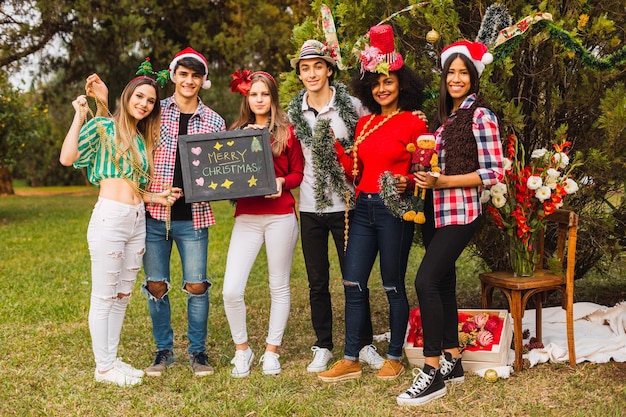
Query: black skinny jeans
414 191 479 358
300 211 373 350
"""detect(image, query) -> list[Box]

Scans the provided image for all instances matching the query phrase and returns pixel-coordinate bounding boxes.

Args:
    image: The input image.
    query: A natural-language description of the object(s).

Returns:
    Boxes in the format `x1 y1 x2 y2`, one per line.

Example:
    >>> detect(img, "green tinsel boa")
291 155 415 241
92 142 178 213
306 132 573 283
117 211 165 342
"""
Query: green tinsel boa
494 19 626 71
476 4 512 47
288 82 359 212
378 171 412 219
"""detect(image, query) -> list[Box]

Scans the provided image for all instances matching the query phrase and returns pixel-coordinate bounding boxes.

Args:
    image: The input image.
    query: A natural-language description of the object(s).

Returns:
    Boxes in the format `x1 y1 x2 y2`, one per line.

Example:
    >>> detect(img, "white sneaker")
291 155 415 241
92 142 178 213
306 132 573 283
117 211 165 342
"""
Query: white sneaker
306 347 334 372
115 357 145 378
94 367 142 386
259 351 281 375
230 348 254 378
359 344 385 369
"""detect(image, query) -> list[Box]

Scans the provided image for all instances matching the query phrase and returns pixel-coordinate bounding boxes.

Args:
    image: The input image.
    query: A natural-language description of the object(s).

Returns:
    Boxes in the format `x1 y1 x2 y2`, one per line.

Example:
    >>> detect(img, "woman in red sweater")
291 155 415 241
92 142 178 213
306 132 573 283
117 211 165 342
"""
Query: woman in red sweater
222 70 304 377
318 25 428 382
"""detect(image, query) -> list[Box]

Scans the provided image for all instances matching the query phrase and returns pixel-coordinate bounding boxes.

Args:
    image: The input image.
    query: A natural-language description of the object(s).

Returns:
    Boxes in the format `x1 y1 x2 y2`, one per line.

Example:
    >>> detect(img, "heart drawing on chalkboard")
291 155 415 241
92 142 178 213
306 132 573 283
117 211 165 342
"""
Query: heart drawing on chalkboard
227 141 235 146
195 178 204 186
191 147 202 155
192 160 200 166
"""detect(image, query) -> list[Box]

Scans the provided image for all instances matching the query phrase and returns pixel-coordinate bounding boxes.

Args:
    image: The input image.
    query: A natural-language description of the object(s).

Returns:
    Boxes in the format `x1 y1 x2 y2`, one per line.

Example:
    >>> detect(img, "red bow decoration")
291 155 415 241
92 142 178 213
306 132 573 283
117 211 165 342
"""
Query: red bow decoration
321 42 339 60
229 68 253 96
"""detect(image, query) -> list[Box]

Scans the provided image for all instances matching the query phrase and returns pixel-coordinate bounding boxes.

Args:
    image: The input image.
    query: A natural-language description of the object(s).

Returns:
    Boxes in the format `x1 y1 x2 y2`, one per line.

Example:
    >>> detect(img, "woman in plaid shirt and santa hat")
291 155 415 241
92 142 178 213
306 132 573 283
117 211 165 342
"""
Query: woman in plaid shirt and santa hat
397 40 504 406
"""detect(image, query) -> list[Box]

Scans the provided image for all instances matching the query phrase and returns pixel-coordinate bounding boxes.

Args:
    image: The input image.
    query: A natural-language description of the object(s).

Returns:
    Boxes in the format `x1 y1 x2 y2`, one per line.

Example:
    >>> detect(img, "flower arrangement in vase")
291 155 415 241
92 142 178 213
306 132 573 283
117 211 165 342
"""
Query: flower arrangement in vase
481 134 580 276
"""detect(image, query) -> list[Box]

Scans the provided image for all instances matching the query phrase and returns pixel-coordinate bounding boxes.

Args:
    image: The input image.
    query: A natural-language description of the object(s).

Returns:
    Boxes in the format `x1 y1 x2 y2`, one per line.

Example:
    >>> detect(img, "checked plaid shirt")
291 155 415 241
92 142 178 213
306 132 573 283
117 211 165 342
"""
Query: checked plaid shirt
433 94 504 228
146 96 226 229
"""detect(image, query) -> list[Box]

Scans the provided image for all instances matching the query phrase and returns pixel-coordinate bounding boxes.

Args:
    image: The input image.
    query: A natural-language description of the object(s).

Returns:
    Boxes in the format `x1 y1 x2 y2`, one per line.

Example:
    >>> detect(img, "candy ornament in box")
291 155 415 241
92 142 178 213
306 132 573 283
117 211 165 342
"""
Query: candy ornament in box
404 308 513 372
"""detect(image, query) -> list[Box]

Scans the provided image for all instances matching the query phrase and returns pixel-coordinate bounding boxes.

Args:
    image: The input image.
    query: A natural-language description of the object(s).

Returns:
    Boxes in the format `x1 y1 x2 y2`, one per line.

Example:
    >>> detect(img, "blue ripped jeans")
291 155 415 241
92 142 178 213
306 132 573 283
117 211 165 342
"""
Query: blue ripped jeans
142 217 210 355
343 193 414 361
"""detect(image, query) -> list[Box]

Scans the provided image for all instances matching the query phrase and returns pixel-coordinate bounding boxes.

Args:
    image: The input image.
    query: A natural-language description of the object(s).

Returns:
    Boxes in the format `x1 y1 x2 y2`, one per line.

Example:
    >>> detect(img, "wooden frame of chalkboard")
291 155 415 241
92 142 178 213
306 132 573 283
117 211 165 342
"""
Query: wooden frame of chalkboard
178 128 277 202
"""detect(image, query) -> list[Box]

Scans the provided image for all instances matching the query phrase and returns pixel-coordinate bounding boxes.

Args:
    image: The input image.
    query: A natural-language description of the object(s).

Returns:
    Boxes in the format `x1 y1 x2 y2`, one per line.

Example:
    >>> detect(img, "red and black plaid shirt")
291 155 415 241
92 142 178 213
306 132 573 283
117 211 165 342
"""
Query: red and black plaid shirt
433 94 504 228
146 96 226 229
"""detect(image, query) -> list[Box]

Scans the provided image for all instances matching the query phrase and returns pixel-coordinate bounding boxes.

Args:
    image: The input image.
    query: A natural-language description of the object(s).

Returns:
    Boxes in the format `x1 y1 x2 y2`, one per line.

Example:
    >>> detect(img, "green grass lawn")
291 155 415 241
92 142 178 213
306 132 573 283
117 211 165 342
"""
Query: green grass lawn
0 187 624 416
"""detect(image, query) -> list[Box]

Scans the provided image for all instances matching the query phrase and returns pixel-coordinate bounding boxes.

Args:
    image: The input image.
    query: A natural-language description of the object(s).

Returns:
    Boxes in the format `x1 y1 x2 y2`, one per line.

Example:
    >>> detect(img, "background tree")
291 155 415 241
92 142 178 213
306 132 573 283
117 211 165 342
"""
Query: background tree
0 72 52 194
1 0 311 187
283 0 625 279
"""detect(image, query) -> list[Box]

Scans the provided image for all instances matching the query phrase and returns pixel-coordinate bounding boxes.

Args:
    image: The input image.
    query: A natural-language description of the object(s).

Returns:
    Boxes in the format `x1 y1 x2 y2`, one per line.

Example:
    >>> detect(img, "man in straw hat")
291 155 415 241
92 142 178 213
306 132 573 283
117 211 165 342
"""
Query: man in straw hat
288 39 386 374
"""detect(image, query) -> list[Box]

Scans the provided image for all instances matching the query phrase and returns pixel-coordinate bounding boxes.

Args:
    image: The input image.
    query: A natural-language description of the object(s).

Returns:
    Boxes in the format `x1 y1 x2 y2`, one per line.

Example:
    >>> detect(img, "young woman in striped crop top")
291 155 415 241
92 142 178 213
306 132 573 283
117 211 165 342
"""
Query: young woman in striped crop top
60 74 180 387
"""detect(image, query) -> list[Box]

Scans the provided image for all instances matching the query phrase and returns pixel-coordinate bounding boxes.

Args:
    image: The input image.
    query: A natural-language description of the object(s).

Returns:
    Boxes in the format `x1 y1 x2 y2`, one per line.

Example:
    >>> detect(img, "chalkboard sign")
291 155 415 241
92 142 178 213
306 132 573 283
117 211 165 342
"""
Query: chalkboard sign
178 128 277 202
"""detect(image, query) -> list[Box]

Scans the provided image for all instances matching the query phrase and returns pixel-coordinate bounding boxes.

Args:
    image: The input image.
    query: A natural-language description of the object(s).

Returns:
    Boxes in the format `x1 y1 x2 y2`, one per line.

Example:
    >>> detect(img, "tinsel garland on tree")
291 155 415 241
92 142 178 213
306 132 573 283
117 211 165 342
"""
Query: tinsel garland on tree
476 3 512 47
345 3 625 72
493 19 626 71
288 82 359 212
378 171 412 219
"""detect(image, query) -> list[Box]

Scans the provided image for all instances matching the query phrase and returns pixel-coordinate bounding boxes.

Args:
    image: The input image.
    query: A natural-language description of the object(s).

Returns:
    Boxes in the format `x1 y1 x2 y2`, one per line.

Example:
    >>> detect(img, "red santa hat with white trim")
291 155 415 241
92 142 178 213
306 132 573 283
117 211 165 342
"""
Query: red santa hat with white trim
169 47 212 89
440 40 493 77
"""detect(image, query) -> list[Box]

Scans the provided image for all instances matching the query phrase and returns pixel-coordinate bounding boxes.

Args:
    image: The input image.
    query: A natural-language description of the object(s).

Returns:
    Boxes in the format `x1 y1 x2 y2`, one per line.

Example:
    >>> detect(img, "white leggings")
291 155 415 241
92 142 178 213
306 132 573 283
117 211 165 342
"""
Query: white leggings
222 213 299 347
87 198 145 371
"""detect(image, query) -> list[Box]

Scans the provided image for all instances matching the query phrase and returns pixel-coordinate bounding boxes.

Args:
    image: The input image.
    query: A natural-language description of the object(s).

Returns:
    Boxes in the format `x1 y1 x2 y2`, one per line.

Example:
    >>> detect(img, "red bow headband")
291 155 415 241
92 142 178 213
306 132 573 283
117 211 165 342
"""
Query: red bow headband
229 69 277 96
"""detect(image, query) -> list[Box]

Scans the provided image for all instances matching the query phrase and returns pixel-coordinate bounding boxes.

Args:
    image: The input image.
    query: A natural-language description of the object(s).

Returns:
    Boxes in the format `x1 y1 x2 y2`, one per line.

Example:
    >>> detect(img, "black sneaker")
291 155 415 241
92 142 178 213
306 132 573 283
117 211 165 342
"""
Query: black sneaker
440 352 465 383
396 365 447 406
145 350 174 377
190 351 214 377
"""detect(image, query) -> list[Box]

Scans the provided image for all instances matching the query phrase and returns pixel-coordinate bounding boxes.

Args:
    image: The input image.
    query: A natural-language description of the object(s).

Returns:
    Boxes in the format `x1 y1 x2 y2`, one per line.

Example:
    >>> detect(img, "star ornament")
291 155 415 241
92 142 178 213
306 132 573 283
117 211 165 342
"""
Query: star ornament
221 179 233 189
247 175 258 187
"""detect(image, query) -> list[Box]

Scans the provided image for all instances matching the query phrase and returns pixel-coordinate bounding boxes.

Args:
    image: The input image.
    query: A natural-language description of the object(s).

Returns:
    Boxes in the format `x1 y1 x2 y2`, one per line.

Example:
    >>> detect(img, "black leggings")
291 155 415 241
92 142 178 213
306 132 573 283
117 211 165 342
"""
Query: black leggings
414 191 478 358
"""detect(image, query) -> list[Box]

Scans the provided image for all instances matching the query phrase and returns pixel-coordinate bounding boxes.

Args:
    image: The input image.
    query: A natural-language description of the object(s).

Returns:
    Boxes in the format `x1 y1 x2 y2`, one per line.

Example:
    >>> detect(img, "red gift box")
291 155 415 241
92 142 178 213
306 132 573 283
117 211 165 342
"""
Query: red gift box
404 308 512 372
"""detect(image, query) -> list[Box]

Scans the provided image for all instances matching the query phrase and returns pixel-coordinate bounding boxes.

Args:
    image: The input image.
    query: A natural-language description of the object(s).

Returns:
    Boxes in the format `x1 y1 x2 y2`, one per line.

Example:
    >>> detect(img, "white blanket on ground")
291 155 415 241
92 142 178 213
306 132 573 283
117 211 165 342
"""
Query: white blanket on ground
521 302 626 367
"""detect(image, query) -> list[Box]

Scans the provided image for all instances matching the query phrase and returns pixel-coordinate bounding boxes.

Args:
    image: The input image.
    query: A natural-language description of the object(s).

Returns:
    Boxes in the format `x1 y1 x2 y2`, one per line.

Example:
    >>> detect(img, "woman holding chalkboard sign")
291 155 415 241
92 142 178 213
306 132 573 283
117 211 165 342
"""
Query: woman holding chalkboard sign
222 70 304 377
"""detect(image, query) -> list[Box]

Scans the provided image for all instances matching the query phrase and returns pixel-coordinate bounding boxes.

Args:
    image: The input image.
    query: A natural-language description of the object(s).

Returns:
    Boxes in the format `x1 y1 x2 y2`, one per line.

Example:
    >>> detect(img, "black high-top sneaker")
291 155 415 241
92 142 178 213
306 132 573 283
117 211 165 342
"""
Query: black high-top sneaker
440 351 465 383
396 364 447 406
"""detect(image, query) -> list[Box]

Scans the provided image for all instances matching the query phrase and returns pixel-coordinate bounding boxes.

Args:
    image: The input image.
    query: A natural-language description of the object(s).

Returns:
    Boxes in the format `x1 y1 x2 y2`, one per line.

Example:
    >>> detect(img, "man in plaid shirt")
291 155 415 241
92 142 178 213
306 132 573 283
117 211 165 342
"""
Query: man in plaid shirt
142 47 226 378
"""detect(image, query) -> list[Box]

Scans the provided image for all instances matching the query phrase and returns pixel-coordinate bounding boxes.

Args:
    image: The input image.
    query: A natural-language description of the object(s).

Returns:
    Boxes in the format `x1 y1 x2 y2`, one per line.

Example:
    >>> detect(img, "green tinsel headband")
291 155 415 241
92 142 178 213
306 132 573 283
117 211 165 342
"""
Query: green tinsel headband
135 57 170 88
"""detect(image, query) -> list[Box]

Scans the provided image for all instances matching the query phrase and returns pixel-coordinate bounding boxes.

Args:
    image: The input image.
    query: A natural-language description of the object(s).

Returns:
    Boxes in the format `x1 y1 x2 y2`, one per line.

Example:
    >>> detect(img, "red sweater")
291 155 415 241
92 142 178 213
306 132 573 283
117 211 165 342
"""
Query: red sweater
337 111 428 196
234 126 304 216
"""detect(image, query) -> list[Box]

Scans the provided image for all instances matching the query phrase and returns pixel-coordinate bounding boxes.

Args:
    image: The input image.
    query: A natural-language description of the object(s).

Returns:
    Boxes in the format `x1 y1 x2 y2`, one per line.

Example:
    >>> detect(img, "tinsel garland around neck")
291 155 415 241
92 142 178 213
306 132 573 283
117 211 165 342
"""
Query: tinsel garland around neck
289 82 359 212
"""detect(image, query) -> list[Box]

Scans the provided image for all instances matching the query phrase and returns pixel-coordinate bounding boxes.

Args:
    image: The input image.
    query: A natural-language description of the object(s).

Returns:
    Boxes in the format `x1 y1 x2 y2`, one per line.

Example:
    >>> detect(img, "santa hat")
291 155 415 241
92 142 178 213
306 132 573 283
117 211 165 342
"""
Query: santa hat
440 40 493 77
169 47 212 89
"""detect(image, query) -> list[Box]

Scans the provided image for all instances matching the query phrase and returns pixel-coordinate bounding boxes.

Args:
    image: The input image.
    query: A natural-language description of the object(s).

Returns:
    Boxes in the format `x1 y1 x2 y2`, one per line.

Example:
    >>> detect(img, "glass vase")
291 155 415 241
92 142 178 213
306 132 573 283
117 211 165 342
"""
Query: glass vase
509 236 537 277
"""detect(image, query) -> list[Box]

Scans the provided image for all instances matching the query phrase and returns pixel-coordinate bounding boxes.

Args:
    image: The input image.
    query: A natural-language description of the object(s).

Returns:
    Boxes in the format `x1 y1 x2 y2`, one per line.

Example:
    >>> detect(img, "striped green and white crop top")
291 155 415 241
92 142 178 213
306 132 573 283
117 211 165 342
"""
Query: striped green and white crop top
73 117 149 188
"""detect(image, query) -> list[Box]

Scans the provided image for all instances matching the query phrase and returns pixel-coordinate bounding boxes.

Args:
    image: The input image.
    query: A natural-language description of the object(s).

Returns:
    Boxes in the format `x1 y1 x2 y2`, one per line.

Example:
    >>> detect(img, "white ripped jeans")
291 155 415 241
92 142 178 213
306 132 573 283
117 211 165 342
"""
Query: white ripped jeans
87 197 145 372
222 213 299 347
